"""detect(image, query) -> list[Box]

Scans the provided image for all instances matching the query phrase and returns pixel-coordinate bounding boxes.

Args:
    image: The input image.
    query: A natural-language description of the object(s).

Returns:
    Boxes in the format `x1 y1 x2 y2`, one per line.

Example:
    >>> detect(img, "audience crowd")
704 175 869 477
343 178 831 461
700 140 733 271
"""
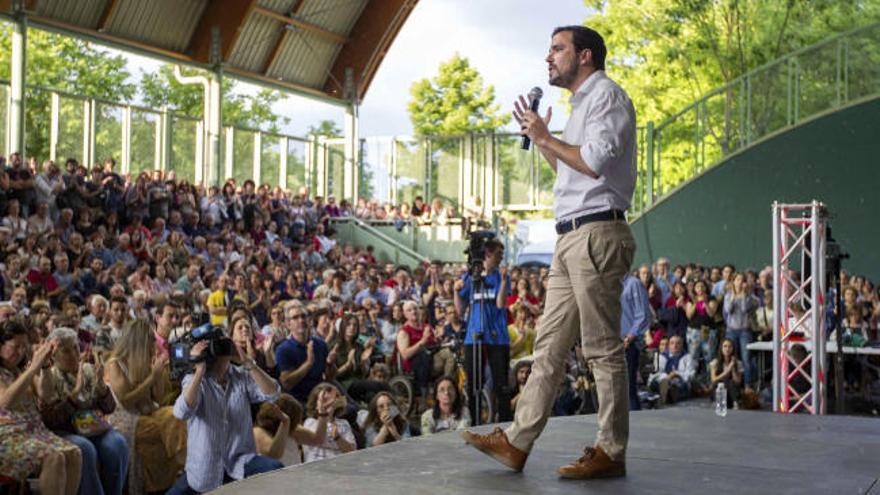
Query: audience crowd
0 151 878 494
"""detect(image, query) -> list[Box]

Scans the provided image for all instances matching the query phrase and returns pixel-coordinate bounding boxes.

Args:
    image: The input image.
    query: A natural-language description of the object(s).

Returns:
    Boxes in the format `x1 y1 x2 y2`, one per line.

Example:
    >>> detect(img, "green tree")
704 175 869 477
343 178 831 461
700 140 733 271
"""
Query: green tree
307 119 342 138
141 64 291 183
0 29 135 161
140 65 290 132
585 0 880 189
408 53 509 136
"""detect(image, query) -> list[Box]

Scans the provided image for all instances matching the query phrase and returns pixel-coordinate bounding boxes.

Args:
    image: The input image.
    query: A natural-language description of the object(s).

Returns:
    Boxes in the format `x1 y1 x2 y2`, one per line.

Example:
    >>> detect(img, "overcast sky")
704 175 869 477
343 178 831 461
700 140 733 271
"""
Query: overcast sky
117 0 591 138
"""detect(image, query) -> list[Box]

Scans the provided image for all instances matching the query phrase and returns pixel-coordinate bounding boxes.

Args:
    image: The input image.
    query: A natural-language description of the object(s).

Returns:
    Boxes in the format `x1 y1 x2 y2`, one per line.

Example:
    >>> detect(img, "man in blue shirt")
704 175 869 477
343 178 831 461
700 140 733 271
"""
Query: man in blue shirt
275 302 329 403
354 276 389 309
454 237 511 423
620 273 652 410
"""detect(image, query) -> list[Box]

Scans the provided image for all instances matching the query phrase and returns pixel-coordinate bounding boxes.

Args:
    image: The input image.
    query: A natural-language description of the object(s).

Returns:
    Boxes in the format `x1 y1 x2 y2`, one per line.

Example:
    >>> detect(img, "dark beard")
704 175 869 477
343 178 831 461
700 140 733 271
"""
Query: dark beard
549 63 577 88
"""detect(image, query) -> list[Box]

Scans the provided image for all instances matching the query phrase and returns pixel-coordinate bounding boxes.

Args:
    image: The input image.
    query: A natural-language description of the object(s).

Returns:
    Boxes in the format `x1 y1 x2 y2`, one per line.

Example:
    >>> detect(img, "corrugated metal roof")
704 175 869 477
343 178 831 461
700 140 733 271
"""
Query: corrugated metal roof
35 0 105 27
106 0 207 51
269 30 338 87
227 9 278 72
12 0 419 102
297 0 367 36
258 0 298 12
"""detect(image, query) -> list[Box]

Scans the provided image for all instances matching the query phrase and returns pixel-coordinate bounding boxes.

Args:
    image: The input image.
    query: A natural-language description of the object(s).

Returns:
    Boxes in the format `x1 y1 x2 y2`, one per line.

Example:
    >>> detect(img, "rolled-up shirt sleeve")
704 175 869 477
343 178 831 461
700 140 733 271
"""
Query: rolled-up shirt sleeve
579 90 632 177
244 367 280 404
173 373 202 420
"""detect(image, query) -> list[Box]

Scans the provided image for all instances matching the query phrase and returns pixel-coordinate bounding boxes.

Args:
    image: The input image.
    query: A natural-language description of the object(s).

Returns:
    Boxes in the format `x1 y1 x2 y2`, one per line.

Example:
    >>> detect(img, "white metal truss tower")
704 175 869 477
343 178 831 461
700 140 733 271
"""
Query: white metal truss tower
772 201 827 414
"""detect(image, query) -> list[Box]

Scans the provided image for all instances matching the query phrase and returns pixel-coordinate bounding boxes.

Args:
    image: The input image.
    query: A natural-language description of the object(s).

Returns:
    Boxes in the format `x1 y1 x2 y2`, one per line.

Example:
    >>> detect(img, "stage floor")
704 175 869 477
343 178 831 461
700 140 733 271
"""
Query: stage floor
217 407 880 494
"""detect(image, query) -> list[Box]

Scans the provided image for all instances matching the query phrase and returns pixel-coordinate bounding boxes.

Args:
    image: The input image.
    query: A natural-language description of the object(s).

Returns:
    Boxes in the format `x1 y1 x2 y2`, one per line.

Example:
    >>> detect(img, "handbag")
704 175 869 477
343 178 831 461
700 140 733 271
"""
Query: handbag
70 409 112 437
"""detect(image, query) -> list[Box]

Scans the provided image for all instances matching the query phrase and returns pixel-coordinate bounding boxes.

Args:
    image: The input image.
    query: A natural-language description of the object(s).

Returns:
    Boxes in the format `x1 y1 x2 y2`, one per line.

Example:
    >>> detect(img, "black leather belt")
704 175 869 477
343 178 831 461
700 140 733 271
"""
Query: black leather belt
555 209 625 235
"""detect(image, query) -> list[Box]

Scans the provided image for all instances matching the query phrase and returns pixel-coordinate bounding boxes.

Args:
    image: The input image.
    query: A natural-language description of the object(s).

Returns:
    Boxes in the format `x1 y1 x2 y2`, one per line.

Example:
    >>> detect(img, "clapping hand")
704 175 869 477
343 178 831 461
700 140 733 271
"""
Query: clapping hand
28 338 56 373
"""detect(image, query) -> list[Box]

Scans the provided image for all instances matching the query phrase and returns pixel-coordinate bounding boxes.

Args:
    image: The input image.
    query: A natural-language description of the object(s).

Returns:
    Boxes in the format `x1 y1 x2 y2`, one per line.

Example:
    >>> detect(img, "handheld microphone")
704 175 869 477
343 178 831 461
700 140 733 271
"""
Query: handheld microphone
521 87 543 150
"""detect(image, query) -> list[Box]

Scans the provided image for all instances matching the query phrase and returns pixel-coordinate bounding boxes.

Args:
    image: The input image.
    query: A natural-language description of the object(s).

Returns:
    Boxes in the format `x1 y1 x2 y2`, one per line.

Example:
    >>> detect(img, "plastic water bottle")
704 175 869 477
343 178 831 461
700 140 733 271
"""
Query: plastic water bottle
715 383 728 417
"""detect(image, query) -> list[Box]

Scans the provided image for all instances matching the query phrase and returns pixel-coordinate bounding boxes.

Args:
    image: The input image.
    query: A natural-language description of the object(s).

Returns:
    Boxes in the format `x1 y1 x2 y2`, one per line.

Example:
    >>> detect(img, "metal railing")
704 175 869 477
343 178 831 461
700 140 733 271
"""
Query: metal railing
329 217 431 265
2 80 314 190
634 22 880 217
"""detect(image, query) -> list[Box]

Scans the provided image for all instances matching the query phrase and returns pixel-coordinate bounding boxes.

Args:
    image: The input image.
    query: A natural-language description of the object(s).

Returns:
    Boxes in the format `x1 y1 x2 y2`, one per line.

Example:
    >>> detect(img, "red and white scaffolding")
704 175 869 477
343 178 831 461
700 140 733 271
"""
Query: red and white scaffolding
772 201 827 414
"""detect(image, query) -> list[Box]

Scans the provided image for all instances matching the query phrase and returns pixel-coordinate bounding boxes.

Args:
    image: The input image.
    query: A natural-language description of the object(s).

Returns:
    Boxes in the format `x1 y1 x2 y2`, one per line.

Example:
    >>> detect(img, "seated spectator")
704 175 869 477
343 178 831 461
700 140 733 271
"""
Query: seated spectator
508 303 536 359
253 394 303 465
510 360 533 413
396 301 443 400
685 279 718 365
169 328 282 494
276 303 329 403
2 198 28 241
230 315 277 377
507 277 541 318
420 376 471 435
0 320 82 495
330 315 372 387
354 275 388 309
301 383 355 462
709 338 743 408
105 320 185 494
38 327 129 495
347 362 392 406
27 201 54 238
362 391 412 446
648 335 695 405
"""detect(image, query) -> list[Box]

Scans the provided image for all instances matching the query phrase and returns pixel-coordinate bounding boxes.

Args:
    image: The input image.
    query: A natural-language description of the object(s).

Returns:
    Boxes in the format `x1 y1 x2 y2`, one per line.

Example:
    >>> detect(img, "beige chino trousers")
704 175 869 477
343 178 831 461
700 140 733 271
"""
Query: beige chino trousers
505 219 635 461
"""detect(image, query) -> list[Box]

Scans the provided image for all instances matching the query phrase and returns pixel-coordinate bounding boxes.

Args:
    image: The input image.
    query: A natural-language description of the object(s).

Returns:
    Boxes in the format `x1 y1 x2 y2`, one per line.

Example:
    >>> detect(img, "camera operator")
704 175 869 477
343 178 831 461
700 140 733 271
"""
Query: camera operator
169 333 283 494
454 237 512 423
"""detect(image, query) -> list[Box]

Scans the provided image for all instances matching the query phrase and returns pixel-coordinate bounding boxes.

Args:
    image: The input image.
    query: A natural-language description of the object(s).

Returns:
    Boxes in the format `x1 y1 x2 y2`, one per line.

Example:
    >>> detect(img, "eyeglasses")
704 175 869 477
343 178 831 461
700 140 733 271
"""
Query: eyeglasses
287 313 306 320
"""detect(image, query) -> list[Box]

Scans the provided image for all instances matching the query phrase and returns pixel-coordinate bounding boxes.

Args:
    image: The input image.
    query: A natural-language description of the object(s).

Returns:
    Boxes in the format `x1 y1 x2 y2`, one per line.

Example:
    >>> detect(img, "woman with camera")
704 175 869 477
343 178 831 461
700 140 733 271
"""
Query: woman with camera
169 327 283 494
38 327 128 495
362 391 412 446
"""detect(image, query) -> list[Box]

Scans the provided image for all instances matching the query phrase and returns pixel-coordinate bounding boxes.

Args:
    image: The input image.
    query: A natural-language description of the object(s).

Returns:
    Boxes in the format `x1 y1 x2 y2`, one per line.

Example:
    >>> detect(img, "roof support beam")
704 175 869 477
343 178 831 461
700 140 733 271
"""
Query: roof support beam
188 0 256 63
261 0 305 75
253 5 348 46
324 0 417 100
96 0 119 30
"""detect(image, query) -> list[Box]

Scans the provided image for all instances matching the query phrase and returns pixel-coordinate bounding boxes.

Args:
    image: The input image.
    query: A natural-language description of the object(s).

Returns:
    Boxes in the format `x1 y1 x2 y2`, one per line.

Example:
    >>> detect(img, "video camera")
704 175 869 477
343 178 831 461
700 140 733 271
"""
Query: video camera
170 323 234 380
464 230 498 277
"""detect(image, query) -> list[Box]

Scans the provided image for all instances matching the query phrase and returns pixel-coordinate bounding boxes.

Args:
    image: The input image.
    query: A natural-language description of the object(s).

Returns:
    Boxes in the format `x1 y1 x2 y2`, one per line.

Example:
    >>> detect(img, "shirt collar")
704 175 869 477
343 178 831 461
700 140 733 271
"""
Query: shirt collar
569 70 606 105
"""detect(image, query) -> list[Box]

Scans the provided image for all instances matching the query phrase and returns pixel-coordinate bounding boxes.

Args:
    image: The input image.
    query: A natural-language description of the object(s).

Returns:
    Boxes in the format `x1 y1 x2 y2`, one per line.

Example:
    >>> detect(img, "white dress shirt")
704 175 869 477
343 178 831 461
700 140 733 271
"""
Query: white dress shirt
554 70 637 222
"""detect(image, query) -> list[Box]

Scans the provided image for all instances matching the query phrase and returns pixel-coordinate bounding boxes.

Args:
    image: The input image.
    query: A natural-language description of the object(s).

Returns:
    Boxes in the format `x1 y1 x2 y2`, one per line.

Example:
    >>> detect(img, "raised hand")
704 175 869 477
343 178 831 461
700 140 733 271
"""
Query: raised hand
306 340 315 364
513 94 553 145
29 338 56 373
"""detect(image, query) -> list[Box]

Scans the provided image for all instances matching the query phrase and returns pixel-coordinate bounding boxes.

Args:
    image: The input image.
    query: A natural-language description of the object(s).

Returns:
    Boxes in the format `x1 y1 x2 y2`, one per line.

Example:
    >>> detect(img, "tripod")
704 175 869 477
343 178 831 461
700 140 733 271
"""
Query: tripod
468 268 491 425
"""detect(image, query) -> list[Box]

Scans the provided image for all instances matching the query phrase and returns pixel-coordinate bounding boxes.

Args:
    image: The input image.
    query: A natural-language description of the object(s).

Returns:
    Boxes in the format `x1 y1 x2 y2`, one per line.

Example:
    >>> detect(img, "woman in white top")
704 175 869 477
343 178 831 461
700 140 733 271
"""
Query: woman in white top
420 376 471 435
301 383 355 462
1 198 28 241
253 392 338 466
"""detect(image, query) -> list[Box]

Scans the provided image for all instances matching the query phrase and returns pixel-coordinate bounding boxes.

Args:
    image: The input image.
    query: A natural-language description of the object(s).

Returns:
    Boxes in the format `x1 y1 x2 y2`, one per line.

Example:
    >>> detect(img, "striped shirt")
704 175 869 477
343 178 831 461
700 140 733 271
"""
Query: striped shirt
173 365 280 493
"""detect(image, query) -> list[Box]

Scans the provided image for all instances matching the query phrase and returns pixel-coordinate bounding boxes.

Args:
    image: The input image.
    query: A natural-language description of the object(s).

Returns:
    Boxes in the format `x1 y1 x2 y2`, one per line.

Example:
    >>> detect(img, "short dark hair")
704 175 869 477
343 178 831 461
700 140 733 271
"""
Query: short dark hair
485 238 504 253
552 25 606 70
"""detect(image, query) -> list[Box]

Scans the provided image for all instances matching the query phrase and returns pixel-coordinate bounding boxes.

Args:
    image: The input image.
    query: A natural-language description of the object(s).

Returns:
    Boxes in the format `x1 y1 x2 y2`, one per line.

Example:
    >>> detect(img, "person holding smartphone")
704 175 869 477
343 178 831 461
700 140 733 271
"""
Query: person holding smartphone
361 391 411 447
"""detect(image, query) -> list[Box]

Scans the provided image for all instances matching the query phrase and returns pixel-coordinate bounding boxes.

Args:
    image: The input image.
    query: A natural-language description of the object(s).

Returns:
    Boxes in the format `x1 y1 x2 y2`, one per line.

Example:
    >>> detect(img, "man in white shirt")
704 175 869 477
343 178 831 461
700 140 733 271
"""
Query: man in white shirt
463 25 637 480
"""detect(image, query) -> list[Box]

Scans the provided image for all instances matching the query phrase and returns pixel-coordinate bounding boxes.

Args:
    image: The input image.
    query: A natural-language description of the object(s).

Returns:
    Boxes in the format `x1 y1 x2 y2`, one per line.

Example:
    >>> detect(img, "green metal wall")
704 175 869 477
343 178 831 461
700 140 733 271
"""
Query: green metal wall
630 96 880 280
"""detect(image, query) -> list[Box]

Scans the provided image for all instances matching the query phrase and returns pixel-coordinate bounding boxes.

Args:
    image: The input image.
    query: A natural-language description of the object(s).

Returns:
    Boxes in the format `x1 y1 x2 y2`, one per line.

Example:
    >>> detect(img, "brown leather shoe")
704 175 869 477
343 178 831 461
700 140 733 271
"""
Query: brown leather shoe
558 446 626 479
461 427 528 472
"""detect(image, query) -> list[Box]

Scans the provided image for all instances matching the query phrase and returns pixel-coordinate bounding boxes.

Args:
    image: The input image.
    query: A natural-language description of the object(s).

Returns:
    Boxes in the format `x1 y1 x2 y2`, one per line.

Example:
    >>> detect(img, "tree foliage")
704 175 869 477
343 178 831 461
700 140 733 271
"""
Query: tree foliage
0 29 135 161
140 65 289 133
585 0 880 190
408 53 509 136
307 119 342 138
